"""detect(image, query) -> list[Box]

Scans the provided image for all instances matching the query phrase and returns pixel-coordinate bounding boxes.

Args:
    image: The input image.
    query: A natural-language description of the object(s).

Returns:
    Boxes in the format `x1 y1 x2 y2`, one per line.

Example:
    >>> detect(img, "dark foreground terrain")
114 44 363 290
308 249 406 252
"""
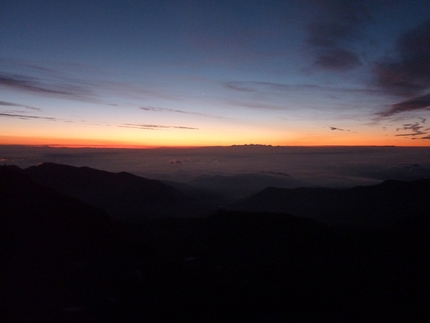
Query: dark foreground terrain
1 164 430 322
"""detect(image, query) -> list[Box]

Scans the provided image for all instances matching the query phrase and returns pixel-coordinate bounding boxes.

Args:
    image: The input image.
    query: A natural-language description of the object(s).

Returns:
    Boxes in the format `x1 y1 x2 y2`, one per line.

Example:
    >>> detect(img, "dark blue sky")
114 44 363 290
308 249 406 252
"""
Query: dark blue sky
1 0 430 146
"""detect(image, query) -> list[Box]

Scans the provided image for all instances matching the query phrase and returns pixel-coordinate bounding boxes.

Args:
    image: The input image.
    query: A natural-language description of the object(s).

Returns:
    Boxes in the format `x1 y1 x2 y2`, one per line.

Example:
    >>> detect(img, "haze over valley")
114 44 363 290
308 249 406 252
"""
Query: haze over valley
2 145 430 198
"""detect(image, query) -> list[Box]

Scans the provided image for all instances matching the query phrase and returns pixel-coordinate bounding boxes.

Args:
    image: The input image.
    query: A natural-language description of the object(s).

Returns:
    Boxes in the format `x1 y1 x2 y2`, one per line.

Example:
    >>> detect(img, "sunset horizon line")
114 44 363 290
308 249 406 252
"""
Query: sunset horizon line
2 143 430 150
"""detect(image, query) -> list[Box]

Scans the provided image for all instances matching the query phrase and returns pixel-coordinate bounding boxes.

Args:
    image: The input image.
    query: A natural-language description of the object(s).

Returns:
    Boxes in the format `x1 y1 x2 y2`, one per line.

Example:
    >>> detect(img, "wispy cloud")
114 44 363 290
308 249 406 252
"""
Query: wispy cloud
0 110 199 132
119 123 198 130
0 60 177 105
378 93 430 117
140 106 226 119
0 73 95 100
224 80 381 95
330 126 350 132
226 100 287 111
224 82 256 93
396 133 426 137
0 112 57 121
224 81 318 93
395 121 428 137
0 100 41 111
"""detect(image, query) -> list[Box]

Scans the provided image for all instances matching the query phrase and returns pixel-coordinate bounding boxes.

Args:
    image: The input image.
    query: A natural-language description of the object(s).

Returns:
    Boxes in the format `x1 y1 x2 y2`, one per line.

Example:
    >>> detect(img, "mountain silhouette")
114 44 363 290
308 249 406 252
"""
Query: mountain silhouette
0 165 135 322
188 172 303 200
229 179 430 226
24 162 217 220
2 164 430 321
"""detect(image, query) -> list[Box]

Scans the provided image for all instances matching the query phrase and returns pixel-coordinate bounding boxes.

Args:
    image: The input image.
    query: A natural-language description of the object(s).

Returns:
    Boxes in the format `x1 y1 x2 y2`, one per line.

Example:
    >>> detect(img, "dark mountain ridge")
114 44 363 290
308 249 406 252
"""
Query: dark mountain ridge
2 164 430 321
230 178 430 226
24 162 218 220
188 172 303 200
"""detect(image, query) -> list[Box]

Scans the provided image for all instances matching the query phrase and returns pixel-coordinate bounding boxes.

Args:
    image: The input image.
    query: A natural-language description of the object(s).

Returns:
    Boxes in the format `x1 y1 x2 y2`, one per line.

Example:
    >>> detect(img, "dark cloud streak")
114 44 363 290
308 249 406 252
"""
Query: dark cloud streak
0 100 41 111
379 92 430 117
0 73 94 100
330 126 350 132
0 112 57 121
394 120 428 138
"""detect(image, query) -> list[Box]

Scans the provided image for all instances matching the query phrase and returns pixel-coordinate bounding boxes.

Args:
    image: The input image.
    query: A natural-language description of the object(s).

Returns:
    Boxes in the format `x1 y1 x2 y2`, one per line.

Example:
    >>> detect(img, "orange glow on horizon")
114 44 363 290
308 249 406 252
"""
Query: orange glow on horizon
1 134 430 148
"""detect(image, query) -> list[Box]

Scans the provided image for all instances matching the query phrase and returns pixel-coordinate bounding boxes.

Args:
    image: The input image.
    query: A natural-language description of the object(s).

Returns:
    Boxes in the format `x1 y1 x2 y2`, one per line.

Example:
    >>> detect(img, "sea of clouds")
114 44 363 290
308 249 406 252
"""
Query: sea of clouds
2 145 430 196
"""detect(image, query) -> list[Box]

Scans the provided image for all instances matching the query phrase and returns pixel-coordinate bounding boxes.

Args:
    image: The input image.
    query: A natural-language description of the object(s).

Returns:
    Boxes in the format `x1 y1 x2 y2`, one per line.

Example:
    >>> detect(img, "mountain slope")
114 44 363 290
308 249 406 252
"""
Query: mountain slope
2 165 430 321
229 179 430 225
0 165 135 322
188 172 303 199
24 162 213 220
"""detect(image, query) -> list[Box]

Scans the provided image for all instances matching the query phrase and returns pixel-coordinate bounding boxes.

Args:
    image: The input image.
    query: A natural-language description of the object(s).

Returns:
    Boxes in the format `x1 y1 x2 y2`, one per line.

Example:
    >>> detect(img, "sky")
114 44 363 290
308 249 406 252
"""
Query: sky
1 0 430 147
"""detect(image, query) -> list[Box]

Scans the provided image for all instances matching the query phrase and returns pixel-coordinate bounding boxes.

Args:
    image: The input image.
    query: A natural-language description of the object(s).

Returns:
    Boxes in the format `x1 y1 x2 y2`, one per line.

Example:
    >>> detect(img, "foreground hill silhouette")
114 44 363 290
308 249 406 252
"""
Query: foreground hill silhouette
0 165 136 322
230 179 430 226
1 164 430 321
24 162 219 220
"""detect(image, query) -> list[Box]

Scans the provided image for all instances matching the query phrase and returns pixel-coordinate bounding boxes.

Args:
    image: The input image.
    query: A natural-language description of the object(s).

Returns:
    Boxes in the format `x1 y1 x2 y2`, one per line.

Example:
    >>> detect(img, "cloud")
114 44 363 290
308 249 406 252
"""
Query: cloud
225 81 319 93
226 100 286 111
140 106 165 112
224 82 256 93
374 19 430 98
0 111 199 132
395 121 428 137
396 133 426 137
330 126 350 132
0 100 41 111
224 80 380 95
120 123 198 130
305 0 372 70
378 92 430 117
140 106 225 119
391 118 430 139
173 126 198 130
0 73 95 100
224 80 380 111
0 112 57 121
0 57 93 75
1 59 176 104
